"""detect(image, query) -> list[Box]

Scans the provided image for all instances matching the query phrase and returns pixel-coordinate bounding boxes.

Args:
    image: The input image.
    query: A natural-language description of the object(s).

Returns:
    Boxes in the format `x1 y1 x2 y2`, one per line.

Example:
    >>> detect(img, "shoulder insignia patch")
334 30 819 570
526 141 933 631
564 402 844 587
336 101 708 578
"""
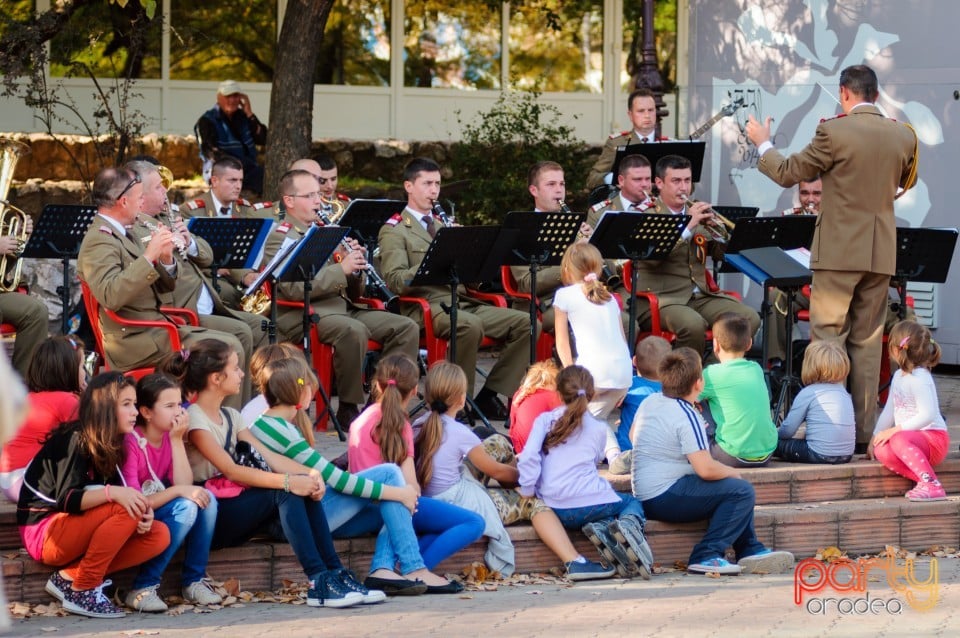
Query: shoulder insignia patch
98 225 114 236
336 192 351 202
819 113 847 123
185 199 205 210
252 201 272 210
275 222 292 235
609 130 630 139
590 199 610 212
385 213 402 227
237 198 252 207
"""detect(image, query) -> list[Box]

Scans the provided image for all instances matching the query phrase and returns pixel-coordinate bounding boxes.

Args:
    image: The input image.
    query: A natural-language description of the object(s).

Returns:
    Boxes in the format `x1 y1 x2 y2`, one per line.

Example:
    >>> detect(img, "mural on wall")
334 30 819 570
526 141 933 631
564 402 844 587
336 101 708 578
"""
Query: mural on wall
693 0 944 227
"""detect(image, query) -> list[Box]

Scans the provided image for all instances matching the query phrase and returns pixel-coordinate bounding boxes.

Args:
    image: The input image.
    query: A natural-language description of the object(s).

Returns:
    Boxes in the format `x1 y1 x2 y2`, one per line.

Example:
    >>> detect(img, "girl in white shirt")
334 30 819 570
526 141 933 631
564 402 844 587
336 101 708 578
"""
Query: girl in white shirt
553 242 632 463
868 321 950 501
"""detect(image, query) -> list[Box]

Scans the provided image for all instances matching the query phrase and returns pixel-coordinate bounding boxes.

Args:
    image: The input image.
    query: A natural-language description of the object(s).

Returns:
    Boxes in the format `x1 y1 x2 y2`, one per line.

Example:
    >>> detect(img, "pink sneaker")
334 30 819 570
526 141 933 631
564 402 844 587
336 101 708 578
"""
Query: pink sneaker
906 482 947 502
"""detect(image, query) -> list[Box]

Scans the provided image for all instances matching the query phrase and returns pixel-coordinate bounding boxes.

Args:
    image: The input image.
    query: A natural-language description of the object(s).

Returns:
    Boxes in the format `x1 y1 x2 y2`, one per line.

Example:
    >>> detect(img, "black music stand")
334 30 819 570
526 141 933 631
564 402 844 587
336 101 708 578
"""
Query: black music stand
590 212 689 350
339 199 406 246
722 216 816 269
410 226 516 427
726 246 812 417
187 217 273 294
611 141 706 182
23 205 98 335
276 225 351 439
502 211 584 363
890 227 958 320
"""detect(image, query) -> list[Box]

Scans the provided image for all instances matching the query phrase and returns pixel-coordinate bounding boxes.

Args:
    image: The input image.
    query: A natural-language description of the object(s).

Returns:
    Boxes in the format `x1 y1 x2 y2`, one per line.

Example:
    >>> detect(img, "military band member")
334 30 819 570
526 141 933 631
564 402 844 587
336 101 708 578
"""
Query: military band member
586 88 665 190
78 167 252 408
378 158 533 420
0 212 47 378
782 177 822 215
630 155 760 356
264 169 419 427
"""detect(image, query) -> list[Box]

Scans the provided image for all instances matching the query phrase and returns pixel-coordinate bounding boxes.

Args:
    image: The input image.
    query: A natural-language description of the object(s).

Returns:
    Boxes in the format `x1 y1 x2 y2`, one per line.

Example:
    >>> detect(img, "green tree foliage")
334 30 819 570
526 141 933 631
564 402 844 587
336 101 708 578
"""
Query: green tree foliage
450 89 588 225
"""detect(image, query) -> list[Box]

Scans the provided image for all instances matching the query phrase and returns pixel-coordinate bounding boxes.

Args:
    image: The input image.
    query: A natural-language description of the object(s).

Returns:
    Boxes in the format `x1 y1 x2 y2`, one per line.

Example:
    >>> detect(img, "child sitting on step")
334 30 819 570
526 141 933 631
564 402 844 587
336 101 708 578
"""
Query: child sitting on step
631 347 794 576
868 320 951 501
775 341 855 464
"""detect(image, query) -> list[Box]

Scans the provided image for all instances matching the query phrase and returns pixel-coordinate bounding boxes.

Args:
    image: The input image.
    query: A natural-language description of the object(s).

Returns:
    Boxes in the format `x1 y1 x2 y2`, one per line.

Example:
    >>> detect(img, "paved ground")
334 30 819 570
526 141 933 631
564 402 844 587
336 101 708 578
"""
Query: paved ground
3 555 957 637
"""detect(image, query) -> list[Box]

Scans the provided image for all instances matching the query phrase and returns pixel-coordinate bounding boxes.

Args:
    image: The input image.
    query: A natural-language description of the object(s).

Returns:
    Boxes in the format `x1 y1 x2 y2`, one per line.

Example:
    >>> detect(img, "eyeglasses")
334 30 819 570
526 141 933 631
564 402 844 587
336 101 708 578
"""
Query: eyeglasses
291 191 322 200
116 173 142 200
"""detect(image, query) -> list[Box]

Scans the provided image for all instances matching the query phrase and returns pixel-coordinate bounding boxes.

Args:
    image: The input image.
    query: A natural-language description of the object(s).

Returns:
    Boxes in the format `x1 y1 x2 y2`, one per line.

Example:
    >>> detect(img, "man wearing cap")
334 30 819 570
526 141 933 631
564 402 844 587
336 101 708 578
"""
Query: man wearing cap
195 80 267 195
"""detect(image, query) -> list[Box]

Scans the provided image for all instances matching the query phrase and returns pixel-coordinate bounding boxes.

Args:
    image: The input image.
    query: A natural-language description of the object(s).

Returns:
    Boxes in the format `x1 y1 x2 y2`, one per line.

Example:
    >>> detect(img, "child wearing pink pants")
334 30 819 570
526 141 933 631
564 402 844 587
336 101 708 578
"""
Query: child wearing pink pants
868 321 950 501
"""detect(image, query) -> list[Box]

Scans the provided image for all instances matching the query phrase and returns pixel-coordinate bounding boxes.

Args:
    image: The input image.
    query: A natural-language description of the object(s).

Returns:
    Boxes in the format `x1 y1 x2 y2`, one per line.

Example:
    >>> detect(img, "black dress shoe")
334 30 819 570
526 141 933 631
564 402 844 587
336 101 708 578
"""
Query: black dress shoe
472 393 509 421
854 442 869 455
363 576 428 596
336 403 361 430
425 580 464 594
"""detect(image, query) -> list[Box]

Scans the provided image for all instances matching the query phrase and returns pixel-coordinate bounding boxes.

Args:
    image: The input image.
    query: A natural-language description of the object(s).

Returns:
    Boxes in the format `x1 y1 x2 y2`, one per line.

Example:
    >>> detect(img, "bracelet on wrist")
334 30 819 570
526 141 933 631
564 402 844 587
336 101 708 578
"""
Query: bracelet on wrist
283 473 290 493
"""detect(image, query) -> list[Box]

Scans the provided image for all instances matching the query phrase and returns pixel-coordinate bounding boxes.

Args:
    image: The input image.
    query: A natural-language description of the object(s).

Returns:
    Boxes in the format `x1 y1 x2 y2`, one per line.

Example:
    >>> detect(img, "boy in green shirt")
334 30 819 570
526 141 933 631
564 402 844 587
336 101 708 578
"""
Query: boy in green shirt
700 313 777 466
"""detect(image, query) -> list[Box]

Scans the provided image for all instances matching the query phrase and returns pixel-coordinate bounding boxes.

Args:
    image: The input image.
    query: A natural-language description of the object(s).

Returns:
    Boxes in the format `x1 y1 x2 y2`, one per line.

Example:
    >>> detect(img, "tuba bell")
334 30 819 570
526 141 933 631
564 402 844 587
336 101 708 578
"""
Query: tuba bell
0 138 30 292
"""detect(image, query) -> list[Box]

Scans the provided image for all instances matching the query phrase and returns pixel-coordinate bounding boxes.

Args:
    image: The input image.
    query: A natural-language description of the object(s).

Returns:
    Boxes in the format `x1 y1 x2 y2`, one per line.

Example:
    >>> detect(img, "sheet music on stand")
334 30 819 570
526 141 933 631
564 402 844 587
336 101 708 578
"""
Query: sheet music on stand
188 217 273 294
721 216 816 272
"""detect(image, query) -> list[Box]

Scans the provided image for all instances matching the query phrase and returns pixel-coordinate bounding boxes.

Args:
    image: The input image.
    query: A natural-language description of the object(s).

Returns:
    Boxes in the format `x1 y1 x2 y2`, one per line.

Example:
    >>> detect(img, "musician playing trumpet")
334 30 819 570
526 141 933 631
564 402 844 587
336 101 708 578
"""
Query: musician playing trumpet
630 154 759 358
263 168 418 427
781 177 822 215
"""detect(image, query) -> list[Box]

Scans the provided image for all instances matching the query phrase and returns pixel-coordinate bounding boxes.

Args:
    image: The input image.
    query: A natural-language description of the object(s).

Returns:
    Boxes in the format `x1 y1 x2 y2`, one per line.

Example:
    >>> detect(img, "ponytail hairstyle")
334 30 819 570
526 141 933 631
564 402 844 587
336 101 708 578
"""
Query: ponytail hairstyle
414 362 468 488
560 242 611 305
158 338 235 399
135 373 182 427
26 335 85 394
542 365 594 452
888 320 941 373
250 343 303 393
78 371 137 478
372 354 420 465
513 360 560 406
262 356 319 446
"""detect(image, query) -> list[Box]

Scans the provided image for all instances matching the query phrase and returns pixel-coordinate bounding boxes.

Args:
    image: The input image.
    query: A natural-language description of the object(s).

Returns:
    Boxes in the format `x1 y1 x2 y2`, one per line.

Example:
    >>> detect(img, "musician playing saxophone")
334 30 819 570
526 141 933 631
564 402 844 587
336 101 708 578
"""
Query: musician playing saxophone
629 154 759 358
0 206 46 378
263 168 418 427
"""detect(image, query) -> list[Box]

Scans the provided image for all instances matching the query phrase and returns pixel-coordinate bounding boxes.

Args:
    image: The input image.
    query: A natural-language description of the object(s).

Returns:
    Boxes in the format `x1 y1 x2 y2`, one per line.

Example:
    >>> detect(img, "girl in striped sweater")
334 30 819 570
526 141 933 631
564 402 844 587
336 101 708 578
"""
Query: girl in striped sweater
248 355 457 595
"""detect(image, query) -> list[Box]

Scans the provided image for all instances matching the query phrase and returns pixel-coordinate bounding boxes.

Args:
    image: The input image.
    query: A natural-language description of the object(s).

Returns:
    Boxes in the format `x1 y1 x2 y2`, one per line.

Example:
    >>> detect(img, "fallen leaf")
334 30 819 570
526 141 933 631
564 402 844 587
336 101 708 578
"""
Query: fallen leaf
458 595 474 599
222 578 241 596
39 628 59 633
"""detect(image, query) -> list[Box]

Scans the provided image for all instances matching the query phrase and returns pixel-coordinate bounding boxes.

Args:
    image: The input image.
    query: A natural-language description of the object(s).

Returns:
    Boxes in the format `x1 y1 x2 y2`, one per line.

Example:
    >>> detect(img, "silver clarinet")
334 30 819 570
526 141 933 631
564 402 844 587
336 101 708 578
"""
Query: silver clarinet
139 219 188 259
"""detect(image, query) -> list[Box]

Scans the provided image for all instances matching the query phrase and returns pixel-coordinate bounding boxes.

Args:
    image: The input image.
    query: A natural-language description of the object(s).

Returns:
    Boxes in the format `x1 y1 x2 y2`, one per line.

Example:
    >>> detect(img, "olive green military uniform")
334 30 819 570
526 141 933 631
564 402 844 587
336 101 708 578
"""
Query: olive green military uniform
629 199 760 355
180 192 275 310
0 290 48 378
78 215 252 407
264 220 418 406
586 131 664 190
378 209 533 397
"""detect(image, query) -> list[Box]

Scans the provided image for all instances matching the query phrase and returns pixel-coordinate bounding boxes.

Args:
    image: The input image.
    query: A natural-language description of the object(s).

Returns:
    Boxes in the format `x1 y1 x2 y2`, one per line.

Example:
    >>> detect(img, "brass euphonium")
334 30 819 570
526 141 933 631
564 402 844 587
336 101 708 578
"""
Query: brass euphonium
240 287 272 315
678 193 734 243
0 138 30 292
320 195 346 223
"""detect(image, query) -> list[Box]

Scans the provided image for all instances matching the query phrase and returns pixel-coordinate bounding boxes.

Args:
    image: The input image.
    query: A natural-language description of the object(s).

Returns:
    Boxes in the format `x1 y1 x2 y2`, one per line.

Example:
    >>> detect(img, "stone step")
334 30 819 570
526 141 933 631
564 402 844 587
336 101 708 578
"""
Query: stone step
602 453 960 506
5 495 959 604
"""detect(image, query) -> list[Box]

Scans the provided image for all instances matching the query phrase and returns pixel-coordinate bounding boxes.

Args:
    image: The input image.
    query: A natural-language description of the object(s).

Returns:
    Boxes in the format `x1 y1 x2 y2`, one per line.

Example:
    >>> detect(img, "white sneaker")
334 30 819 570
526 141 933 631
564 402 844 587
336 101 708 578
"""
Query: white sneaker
738 550 795 575
182 580 223 605
125 585 168 612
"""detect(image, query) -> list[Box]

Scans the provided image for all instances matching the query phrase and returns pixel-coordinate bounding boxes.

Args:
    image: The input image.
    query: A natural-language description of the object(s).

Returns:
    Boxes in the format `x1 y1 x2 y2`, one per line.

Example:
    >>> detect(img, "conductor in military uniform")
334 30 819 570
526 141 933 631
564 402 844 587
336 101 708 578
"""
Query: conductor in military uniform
264 169 419 427
78 166 253 408
586 88 664 190
378 158 533 419
631 155 760 356
747 66 918 448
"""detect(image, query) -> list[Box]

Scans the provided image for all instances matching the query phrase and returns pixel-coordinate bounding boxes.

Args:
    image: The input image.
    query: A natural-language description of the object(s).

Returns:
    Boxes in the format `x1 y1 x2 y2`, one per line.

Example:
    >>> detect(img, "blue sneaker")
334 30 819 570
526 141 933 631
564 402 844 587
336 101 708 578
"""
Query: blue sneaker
335 568 386 604
565 559 616 582
687 557 742 575
307 571 364 608
45 571 71 602
738 549 795 574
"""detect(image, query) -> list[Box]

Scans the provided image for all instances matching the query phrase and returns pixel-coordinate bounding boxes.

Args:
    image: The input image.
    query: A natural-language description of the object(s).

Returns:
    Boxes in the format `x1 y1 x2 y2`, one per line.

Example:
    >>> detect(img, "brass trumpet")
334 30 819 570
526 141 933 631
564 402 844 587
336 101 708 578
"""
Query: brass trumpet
679 194 734 243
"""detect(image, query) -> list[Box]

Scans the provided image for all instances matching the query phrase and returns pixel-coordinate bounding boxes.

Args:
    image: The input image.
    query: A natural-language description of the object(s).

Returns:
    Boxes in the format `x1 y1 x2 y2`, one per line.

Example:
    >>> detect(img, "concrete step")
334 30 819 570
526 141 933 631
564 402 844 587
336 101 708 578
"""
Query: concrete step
5 495 959 604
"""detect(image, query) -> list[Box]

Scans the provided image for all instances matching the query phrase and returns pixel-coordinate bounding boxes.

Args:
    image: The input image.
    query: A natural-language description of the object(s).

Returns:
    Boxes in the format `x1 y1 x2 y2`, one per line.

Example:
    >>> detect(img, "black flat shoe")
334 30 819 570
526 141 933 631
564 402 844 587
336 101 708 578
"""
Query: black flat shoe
363 576 428 596
425 580 464 594
472 394 509 421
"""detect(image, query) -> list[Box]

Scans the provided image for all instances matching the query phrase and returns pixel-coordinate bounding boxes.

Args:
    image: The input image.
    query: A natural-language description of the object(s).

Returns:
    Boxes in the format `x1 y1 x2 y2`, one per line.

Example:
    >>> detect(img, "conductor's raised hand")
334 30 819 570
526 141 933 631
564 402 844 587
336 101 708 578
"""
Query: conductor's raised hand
745 114 773 147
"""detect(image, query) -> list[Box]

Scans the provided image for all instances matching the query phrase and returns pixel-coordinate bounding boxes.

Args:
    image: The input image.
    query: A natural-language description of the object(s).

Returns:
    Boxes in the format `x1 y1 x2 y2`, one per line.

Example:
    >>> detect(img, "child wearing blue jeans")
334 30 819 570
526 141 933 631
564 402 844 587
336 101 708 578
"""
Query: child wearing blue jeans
631 347 794 575
608 336 672 475
518 365 653 579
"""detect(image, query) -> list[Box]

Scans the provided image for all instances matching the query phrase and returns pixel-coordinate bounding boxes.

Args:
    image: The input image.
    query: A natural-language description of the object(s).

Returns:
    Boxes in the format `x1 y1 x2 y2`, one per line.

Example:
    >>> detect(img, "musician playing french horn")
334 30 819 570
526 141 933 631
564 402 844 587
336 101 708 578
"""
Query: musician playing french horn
629 154 759 357
0 138 47 376
263 168 419 427
125 159 265 403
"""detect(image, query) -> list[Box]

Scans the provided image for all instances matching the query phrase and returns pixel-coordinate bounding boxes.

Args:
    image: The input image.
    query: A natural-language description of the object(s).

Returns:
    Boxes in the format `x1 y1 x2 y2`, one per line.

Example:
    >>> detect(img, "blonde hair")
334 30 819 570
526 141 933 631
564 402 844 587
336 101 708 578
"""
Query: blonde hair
372 354 420 465
250 343 303 393
513 360 560 405
414 362 468 488
542 366 594 452
262 357 319 446
560 243 611 304
800 341 850 385
888 320 941 373
634 336 672 379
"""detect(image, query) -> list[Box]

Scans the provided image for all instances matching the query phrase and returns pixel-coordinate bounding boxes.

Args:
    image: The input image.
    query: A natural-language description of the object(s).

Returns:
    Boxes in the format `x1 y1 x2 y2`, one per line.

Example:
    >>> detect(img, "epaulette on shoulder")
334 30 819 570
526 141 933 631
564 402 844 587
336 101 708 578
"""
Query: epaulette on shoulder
609 130 630 139
336 192 351 202
252 201 272 210
275 222 292 235
98 225 115 235
237 198 252 207
590 199 610 212
819 113 847 124
385 213 402 227
185 199 205 210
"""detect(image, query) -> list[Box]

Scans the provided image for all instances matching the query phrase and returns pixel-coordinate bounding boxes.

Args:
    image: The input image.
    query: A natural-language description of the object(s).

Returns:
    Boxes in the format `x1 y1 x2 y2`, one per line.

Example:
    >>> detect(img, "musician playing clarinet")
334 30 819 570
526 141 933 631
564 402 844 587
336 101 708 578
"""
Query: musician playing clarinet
746 64 918 453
